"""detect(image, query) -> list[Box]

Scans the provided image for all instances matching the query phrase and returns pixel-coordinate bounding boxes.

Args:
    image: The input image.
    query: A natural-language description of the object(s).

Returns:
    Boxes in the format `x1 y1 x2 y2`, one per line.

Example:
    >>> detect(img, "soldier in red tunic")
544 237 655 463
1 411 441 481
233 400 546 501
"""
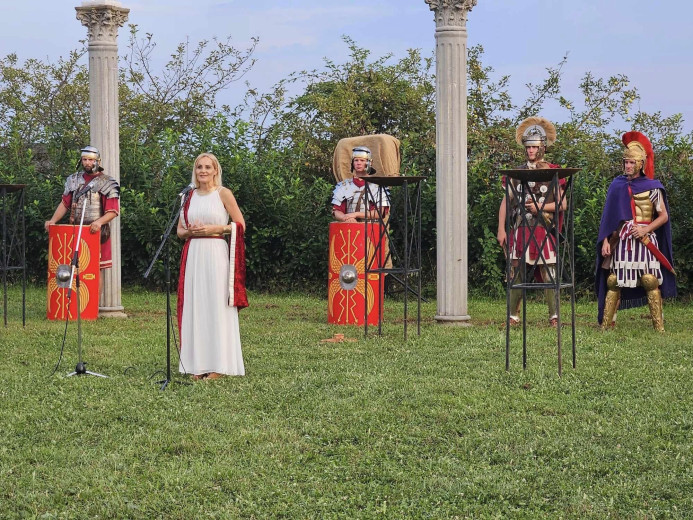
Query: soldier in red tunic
331 146 389 222
44 146 120 269
497 117 566 326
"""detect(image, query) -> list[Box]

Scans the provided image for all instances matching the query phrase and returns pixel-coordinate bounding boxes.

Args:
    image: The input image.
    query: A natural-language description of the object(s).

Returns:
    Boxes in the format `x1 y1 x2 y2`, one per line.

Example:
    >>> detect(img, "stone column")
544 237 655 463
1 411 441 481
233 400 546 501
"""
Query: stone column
76 1 129 317
425 0 476 324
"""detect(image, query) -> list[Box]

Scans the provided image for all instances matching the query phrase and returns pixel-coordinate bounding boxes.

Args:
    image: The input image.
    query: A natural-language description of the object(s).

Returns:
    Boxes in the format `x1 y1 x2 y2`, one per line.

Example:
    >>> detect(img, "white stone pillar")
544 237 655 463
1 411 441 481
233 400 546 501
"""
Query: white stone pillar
76 1 129 317
425 0 476 324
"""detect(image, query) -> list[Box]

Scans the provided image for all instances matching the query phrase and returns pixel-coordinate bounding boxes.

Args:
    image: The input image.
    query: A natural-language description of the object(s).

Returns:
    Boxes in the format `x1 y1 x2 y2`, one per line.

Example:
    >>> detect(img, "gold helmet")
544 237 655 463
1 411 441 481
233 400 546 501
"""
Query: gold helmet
622 131 654 179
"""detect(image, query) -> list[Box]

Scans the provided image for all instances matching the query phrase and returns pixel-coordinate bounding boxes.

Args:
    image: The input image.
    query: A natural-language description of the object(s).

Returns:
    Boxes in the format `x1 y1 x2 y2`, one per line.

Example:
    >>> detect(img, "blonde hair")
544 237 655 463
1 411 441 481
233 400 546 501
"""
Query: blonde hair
190 152 222 188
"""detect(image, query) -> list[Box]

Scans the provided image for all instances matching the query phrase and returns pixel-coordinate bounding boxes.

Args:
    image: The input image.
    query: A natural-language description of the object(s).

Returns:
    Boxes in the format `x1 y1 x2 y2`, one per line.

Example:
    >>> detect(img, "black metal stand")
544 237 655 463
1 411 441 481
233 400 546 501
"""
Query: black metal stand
0 184 26 327
66 197 107 378
363 175 425 339
144 195 190 390
502 168 578 376
66 269 107 378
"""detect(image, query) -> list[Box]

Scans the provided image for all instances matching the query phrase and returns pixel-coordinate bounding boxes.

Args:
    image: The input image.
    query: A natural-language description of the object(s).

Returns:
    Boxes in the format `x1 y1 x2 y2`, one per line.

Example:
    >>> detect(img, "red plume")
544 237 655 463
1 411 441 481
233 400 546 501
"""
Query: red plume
622 131 655 179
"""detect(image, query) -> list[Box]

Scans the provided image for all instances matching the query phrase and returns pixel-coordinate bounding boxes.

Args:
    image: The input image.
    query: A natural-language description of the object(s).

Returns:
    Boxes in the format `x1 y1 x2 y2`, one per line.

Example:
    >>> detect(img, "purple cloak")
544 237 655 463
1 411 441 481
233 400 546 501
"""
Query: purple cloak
595 174 676 324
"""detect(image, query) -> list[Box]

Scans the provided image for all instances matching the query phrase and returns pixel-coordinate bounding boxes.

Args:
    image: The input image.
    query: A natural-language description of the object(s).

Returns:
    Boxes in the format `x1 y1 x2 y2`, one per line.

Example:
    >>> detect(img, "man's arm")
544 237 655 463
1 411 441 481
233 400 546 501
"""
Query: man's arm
88 209 118 235
44 203 69 232
333 208 360 223
497 195 507 249
630 202 668 240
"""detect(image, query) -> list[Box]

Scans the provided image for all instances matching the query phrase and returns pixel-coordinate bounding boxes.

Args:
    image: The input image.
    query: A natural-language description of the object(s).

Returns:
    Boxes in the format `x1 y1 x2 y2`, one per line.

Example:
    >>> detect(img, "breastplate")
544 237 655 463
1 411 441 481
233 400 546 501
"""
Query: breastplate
511 180 555 226
70 190 102 224
633 191 654 223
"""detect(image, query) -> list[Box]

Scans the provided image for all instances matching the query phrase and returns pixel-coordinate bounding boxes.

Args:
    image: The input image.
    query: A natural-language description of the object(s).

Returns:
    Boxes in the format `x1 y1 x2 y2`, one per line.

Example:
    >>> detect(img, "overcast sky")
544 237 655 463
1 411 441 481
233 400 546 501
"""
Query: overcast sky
2 0 692 134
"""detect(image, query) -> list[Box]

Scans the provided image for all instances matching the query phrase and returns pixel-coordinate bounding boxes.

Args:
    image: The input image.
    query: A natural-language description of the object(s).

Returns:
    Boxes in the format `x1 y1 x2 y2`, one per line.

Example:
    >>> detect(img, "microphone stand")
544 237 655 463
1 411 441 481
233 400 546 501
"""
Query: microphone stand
66 192 107 378
144 193 190 390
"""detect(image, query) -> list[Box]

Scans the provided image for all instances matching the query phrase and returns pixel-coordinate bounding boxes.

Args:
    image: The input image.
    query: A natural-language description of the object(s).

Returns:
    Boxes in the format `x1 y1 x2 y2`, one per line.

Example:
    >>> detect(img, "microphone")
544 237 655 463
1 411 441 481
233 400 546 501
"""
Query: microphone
178 183 196 197
75 179 97 199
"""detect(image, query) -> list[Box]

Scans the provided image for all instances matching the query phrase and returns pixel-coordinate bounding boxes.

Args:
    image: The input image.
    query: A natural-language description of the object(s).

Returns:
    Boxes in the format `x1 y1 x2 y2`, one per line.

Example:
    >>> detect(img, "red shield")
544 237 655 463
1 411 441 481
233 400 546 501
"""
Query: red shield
328 222 384 325
47 225 100 320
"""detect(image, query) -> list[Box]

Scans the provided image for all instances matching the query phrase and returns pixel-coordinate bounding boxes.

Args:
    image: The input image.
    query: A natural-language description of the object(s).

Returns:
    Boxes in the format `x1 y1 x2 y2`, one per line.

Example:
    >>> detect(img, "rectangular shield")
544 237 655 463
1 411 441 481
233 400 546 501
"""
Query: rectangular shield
328 222 384 326
47 224 100 320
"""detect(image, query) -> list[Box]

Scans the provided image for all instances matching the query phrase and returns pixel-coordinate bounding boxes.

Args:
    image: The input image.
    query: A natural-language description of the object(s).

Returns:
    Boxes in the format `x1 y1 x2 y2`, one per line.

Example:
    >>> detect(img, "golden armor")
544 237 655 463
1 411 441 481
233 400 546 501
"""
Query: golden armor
602 273 665 332
601 273 620 329
632 191 654 223
641 273 664 332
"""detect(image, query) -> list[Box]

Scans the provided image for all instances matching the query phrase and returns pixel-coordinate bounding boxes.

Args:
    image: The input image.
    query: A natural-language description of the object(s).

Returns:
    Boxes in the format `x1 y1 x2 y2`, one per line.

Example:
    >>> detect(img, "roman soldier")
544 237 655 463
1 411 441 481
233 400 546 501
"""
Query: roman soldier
45 146 120 269
331 146 389 222
595 132 675 331
497 117 566 326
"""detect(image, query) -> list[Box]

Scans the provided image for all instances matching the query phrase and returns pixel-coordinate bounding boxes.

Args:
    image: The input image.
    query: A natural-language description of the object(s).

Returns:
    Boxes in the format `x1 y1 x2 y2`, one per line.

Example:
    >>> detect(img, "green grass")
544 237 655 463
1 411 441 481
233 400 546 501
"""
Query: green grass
1 286 691 519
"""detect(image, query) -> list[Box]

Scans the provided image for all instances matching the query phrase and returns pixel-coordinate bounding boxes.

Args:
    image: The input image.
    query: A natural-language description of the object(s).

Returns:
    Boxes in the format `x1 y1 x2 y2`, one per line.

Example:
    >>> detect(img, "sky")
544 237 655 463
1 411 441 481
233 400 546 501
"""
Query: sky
2 0 692 135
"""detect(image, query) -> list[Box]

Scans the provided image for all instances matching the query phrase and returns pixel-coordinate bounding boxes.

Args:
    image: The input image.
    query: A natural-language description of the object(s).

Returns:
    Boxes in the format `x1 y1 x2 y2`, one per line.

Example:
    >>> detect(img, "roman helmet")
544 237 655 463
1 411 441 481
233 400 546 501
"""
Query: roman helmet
515 117 556 162
351 146 373 174
80 145 100 161
78 145 103 173
622 131 654 179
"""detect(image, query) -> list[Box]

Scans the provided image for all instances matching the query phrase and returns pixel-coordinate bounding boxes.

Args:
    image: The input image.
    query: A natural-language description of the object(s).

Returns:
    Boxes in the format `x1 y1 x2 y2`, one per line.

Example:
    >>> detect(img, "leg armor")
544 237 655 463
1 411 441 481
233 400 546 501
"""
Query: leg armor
602 273 620 330
508 263 523 323
509 288 522 323
641 274 664 332
545 288 558 325
540 265 558 324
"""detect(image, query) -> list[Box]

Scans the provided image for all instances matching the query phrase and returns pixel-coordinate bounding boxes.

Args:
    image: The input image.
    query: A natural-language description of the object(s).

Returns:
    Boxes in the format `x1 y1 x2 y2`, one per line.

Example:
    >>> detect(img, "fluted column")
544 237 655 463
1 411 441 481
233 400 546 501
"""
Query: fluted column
425 0 476 324
76 1 129 317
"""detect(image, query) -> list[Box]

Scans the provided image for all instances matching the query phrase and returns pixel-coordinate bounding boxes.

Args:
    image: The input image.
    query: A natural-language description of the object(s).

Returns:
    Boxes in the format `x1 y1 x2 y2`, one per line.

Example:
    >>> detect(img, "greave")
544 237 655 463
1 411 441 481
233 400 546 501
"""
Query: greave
602 273 620 330
545 288 557 319
641 274 664 332
509 288 522 319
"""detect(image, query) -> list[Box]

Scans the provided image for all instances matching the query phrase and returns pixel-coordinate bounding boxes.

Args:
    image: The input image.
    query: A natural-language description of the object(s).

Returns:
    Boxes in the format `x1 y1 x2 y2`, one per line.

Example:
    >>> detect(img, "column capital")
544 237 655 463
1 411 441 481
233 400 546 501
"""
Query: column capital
75 4 130 44
425 0 477 27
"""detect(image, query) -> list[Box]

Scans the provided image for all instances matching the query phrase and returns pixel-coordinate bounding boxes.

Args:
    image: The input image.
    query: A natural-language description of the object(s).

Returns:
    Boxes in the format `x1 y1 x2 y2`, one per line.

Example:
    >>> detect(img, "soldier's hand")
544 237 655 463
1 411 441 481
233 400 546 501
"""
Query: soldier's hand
601 237 611 257
524 199 537 215
497 229 507 250
89 221 102 234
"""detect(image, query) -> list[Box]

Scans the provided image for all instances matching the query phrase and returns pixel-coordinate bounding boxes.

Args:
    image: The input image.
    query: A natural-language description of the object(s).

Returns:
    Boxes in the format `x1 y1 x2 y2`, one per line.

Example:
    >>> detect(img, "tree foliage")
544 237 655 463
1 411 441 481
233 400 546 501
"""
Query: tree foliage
243 36 436 181
0 34 691 299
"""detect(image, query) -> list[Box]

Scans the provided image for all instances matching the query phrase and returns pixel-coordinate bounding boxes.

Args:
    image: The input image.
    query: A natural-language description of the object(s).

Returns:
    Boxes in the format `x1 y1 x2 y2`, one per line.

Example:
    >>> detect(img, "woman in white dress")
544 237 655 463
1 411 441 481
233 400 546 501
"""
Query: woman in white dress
176 153 246 380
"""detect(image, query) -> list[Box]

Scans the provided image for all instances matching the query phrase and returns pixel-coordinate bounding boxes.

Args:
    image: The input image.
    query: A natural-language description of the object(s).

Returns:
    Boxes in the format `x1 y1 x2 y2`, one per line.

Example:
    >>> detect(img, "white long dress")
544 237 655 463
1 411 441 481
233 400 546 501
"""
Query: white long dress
179 188 245 376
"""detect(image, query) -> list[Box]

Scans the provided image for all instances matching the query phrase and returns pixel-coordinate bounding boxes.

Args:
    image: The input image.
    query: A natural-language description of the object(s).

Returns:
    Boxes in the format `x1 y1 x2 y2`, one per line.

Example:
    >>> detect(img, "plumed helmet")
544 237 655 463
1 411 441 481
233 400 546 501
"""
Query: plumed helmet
515 117 557 148
622 131 654 179
351 146 372 173
80 146 100 161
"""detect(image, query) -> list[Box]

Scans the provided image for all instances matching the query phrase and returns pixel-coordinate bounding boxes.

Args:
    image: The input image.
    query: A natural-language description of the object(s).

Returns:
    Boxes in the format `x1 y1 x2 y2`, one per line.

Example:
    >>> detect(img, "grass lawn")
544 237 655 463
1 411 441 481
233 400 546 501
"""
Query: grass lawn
0 285 691 518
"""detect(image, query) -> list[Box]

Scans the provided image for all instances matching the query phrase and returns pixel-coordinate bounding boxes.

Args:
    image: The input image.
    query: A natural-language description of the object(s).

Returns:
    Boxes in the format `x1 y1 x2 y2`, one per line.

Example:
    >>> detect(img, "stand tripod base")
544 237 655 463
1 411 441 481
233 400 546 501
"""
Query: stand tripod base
66 361 108 378
153 376 191 391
